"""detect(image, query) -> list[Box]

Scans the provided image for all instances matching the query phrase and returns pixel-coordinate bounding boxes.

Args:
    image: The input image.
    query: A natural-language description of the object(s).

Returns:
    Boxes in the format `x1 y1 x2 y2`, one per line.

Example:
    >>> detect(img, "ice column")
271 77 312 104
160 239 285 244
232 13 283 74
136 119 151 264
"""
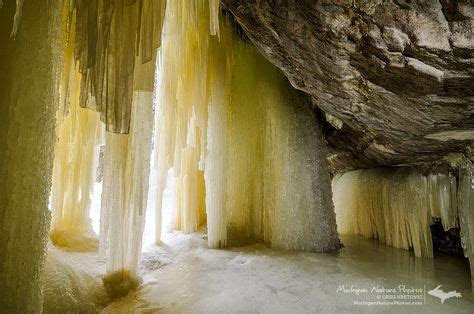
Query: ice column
49 31 104 250
99 41 157 297
427 173 458 230
154 0 213 241
100 91 154 298
0 0 62 312
65 0 167 133
155 1 340 252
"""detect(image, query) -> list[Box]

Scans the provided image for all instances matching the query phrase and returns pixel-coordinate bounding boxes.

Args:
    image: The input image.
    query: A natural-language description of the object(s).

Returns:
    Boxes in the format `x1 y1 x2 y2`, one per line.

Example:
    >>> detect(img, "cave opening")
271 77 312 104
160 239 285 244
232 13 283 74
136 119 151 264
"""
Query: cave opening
43 0 341 303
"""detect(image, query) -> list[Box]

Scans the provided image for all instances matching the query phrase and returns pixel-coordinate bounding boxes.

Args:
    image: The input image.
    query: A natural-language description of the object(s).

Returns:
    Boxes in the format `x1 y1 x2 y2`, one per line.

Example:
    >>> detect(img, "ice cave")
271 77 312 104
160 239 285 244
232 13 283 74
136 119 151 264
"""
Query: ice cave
1 0 474 313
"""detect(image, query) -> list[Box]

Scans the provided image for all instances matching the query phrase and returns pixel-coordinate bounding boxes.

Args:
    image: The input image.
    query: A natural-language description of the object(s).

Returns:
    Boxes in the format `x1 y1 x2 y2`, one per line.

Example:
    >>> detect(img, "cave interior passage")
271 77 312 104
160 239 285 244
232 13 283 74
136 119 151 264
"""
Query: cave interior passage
0 0 473 312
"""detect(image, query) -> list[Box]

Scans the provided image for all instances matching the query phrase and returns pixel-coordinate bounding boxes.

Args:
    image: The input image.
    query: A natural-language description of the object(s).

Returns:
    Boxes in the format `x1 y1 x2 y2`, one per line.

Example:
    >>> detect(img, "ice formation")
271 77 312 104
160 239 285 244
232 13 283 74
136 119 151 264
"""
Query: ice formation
99 90 154 298
209 0 220 37
53 0 167 297
154 0 340 252
0 0 63 311
50 22 104 251
332 168 460 258
63 0 166 133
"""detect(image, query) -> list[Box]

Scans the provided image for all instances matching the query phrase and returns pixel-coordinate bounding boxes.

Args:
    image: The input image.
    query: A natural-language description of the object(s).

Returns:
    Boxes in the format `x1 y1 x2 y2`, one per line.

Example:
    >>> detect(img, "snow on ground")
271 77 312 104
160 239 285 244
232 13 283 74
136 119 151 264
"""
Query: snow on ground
43 231 473 313
44 167 474 313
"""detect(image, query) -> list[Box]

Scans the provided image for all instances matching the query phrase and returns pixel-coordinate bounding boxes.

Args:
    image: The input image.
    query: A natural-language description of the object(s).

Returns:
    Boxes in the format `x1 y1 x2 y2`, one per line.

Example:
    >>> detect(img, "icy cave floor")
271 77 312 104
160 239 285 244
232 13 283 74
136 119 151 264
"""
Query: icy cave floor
44 231 474 313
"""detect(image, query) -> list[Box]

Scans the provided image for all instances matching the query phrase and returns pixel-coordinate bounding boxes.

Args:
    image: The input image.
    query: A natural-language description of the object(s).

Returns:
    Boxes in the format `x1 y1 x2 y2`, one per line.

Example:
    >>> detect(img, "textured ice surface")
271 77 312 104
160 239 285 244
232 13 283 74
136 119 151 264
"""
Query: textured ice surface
64 0 166 133
41 244 107 313
154 0 340 252
209 0 220 37
103 232 473 313
427 173 458 231
0 0 62 311
333 168 460 258
50 40 104 250
100 91 154 297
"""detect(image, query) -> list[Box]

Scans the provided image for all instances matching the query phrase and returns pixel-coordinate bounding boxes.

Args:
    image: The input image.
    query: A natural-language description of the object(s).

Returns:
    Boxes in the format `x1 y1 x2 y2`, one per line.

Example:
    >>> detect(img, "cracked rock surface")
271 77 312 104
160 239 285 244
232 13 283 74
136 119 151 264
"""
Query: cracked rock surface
222 0 474 171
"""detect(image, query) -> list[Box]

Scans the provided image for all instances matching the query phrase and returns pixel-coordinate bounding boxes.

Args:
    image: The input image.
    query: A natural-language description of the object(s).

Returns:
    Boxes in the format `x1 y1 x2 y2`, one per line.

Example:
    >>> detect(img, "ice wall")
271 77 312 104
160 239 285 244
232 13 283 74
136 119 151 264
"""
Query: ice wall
458 159 474 287
0 0 62 312
100 90 154 298
50 23 104 250
332 168 460 258
154 0 340 252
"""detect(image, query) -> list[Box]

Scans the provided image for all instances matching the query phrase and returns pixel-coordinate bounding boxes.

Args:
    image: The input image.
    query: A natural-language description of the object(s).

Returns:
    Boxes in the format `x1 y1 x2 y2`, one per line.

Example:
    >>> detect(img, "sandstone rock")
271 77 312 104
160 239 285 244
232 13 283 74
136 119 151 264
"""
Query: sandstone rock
222 0 474 171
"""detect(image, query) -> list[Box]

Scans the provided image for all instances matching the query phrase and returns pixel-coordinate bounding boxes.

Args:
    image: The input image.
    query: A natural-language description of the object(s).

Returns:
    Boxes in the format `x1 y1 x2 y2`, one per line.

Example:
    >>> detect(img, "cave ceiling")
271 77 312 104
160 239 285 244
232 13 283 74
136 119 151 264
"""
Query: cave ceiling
222 0 474 172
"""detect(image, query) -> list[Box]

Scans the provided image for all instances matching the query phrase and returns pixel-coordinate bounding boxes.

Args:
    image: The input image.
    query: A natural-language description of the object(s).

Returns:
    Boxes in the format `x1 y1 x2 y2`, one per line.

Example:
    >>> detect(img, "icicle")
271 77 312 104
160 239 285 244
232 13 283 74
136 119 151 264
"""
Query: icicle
10 0 24 38
0 0 63 310
100 91 154 298
427 173 458 230
64 0 167 134
154 0 212 241
99 40 157 296
50 12 104 251
333 168 461 258
209 0 220 37
204 48 228 247
49 69 104 251
155 1 340 252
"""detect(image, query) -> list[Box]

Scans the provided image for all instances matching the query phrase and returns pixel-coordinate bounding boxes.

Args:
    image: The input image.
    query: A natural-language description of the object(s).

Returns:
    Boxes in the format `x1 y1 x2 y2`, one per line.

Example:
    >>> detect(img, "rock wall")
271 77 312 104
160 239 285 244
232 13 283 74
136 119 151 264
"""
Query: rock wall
222 0 474 171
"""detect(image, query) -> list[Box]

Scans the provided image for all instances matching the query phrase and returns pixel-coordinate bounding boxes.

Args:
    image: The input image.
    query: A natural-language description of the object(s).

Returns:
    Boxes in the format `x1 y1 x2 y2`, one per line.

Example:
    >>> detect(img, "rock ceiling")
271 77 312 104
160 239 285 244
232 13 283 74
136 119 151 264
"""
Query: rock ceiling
222 0 474 171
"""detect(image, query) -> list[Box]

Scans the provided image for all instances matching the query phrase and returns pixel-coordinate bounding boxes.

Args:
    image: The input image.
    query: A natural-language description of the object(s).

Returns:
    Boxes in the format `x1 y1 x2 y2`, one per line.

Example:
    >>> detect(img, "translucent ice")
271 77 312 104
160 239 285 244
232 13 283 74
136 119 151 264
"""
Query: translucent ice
64 0 166 133
0 0 62 311
333 168 460 258
50 32 104 251
100 91 154 298
154 0 340 252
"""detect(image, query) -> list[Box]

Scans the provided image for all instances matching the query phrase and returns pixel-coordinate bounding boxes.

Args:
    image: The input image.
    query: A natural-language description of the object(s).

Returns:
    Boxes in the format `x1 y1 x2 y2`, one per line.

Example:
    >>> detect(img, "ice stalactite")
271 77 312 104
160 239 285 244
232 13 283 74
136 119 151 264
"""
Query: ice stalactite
100 90 154 298
59 0 165 297
64 0 166 133
458 159 474 288
209 0 220 37
10 0 24 38
427 173 458 231
332 168 460 258
153 0 212 241
49 90 103 251
170 111 207 233
0 0 62 312
154 0 340 252
50 18 104 251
